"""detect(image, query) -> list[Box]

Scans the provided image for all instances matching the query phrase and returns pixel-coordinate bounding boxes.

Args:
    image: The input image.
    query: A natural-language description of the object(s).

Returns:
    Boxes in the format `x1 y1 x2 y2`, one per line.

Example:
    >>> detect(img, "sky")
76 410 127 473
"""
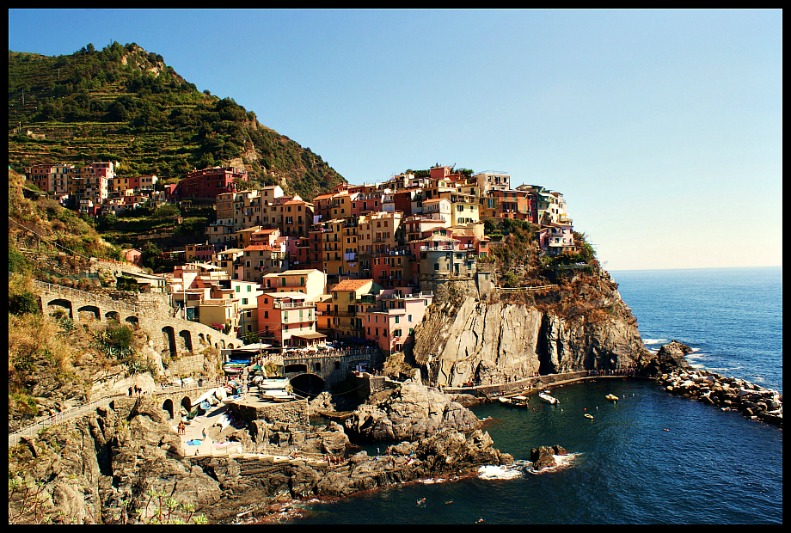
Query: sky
7 8 782 271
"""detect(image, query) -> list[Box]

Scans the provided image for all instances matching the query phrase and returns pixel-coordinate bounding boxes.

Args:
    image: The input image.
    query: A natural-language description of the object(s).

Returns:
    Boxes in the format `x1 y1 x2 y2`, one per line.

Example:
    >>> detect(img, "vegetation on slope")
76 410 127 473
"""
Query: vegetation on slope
8 42 346 200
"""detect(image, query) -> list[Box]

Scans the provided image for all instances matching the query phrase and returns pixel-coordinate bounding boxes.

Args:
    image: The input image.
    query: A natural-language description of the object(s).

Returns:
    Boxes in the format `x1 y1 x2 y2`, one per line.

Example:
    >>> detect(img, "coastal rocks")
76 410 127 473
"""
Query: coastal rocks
9 380 512 524
530 444 567 471
657 367 782 427
343 377 481 442
643 340 693 375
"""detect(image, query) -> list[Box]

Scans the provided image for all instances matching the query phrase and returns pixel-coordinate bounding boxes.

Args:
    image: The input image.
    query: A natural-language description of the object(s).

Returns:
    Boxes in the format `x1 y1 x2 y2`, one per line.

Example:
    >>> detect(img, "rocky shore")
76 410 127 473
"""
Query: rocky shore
8 339 783 524
650 340 783 427
8 375 515 524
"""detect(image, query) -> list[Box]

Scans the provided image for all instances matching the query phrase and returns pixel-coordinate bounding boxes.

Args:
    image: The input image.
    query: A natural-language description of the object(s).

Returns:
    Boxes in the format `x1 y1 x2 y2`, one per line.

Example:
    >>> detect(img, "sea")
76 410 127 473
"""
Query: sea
286 266 783 525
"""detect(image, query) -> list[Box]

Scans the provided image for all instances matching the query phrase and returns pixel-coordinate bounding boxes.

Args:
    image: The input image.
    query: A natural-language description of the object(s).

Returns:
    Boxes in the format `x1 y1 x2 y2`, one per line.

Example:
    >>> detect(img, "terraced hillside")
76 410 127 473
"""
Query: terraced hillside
8 42 346 200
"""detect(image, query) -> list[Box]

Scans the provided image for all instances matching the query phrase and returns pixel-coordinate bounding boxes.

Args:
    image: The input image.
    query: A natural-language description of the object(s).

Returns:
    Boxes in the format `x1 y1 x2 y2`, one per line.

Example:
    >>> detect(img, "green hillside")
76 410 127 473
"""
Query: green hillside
8 42 346 200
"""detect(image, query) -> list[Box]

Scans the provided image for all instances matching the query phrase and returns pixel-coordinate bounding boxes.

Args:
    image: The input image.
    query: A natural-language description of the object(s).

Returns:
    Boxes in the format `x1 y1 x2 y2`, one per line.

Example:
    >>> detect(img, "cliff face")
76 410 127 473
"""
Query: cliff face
411 271 654 387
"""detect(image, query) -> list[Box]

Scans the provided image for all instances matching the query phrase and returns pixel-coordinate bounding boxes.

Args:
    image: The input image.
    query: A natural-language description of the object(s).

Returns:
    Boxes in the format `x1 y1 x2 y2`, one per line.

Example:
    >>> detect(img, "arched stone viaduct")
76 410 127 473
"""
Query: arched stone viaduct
285 347 383 394
33 281 241 359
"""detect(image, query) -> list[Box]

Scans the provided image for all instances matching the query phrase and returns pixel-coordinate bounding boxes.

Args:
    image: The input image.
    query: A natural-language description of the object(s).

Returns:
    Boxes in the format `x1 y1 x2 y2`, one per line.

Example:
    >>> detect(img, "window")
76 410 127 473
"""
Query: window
235 286 241 292
395 316 400 324
247 285 251 292
408 314 413 322
434 263 440 271
264 311 269 318
242 298 248 305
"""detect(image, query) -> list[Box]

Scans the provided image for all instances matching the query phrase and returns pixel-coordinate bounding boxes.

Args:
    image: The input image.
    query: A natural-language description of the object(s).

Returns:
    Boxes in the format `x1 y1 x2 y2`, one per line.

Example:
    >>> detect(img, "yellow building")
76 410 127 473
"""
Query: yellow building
327 278 381 340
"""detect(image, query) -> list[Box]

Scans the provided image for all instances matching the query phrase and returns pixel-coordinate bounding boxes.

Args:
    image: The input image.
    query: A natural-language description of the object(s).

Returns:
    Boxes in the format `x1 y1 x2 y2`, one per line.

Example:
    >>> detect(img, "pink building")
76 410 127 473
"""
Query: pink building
360 288 433 354
123 248 143 266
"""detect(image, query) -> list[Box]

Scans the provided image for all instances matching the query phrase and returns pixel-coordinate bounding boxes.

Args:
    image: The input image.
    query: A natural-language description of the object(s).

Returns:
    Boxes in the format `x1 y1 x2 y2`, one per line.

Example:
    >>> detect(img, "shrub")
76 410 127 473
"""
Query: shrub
9 291 41 316
103 324 133 351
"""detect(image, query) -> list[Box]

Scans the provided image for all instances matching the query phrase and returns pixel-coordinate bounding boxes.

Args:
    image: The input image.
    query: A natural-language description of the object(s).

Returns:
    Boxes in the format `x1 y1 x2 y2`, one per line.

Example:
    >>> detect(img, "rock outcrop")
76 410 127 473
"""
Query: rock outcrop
412 294 654 387
8 379 510 524
530 444 568 471
343 377 482 442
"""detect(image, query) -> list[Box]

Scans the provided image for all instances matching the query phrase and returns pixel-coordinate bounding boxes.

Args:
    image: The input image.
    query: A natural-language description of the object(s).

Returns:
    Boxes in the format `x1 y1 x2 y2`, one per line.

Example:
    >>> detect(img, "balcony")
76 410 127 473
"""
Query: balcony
273 300 311 309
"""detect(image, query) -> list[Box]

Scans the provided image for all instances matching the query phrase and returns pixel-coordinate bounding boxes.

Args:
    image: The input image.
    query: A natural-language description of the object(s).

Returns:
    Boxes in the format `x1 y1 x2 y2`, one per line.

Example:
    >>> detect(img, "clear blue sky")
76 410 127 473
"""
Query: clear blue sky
8 8 782 271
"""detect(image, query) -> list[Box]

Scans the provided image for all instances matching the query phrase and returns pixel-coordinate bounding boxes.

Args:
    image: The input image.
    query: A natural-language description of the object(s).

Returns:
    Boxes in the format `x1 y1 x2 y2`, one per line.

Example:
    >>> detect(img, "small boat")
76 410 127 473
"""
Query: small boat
584 413 594 419
259 378 290 390
605 394 619 402
498 396 513 405
511 395 529 406
262 389 296 402
538 391 559 405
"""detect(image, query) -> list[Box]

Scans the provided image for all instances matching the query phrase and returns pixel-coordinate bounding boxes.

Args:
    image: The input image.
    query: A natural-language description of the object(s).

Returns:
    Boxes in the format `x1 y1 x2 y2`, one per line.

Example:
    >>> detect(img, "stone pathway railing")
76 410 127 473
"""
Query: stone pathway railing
8 384 220 448
34 279 139 313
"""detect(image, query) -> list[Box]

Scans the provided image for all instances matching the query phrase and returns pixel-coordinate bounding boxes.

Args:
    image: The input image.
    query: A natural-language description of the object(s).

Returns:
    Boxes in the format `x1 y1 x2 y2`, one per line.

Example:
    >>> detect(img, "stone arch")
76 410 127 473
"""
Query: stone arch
46 298 73 320
178 330 193 353
105 310 120 322
198 333 206 345
289 372 326 398
162 398 175 419
125 315 139 329
77 304 101 321
227 343 235 349
180 397 193 417
162 326 177 357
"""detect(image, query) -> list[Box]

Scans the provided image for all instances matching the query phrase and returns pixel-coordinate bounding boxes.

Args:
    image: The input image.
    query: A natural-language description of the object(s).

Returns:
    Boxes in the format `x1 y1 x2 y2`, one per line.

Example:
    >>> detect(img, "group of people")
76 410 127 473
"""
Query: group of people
177 421 186 435
128 385 145 397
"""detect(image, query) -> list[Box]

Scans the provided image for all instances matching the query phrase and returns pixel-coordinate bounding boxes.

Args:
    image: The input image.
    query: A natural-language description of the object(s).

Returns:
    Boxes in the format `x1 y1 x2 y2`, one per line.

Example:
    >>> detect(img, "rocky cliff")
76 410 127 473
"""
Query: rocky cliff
411 269 655 387
8 378 512 524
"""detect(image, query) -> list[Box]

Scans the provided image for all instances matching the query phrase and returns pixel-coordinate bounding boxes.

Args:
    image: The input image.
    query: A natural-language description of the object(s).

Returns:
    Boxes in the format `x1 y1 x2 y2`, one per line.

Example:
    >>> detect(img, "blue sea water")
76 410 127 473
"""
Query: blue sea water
288 267 783 525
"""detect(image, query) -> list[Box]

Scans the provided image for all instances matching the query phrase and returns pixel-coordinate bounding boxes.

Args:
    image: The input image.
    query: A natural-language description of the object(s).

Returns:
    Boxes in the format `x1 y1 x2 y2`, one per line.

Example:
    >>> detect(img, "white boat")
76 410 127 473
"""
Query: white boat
259 378 290 390
538 391 559 405
498 396 513 405
262 389 296 402
605 393 619 402
511 394 528 407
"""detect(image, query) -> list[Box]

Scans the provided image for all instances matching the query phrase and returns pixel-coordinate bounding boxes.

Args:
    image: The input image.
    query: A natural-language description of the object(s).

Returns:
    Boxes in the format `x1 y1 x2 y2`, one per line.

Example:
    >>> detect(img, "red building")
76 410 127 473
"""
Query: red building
175 167 248 201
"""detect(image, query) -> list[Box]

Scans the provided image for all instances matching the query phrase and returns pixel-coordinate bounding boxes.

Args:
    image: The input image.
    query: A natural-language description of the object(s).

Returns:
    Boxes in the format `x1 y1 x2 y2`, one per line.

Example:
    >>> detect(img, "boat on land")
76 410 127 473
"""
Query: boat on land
605 394 619 402
262 389 296 402
222 395 242 405
538 391 559 405
259 378 290 390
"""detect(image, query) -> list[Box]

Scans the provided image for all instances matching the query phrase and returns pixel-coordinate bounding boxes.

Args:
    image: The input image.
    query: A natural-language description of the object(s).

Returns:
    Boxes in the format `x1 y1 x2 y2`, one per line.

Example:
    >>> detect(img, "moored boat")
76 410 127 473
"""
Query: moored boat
538 391 559 405
605 394 619 402
511 395 529 406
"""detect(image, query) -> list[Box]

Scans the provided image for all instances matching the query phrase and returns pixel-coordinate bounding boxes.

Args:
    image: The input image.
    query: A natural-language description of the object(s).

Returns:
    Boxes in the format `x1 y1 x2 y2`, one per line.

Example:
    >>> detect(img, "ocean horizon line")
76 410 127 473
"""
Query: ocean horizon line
608 265 781 274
